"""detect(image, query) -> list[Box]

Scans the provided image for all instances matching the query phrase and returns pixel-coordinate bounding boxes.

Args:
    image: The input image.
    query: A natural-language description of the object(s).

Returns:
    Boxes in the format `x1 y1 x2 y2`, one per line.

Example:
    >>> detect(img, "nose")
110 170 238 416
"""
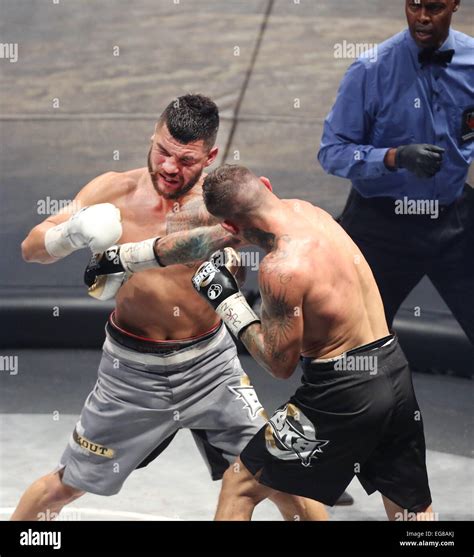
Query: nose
418 8 431 24
161 156 179 175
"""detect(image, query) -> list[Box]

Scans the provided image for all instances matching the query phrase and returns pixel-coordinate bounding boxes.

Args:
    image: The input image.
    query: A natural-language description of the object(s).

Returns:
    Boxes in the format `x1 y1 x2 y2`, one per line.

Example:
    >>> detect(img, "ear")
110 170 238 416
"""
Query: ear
259 176 273 192
151 123 160 142
453 0 460 12
205 147 219 168
221 220 239 236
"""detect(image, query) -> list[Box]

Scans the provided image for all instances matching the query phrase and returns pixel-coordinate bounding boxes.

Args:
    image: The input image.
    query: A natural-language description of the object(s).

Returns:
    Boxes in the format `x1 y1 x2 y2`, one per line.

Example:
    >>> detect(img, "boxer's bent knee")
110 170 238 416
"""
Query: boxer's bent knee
221 458 270 505
268 491 309 515
39 470 85 506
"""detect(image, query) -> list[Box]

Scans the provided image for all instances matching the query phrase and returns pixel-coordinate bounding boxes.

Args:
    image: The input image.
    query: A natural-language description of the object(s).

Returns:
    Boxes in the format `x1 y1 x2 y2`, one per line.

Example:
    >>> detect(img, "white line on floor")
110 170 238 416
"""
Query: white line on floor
0 508 180 521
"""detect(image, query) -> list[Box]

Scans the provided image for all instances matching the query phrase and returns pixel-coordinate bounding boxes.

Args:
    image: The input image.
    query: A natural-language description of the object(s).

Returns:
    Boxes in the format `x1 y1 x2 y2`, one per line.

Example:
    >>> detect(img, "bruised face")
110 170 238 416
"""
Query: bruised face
406 0 460 49
148 123 218 200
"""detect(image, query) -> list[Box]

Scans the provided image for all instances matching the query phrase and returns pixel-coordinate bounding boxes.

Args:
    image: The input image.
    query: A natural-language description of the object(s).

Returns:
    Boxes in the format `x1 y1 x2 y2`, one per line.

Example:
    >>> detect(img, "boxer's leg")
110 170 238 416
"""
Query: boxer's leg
382 495 435 521
11 469 84 521
215 458 328 521
267 490 329 521
184 327 328 521
357 341 432 519
12 338 179 521
214 459 270 520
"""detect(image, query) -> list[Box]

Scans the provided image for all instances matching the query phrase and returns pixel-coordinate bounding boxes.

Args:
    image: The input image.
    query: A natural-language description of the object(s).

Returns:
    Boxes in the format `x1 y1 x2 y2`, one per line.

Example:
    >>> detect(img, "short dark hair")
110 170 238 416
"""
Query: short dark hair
159 94 219 149
203 164 257 218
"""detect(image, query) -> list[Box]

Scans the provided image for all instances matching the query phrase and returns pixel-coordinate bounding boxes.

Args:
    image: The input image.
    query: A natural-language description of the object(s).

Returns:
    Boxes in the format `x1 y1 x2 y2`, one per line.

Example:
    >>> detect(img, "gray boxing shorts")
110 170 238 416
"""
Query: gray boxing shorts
58 318 267 496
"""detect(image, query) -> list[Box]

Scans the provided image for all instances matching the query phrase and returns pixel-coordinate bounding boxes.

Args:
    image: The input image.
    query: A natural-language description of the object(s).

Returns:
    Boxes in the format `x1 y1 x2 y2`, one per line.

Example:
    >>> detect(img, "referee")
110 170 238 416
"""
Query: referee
318 0 474 344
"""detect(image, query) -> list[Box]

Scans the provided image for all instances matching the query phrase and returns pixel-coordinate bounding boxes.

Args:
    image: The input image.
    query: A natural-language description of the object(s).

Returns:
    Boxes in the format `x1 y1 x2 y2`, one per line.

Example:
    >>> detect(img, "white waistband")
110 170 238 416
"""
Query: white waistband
104 322 228 366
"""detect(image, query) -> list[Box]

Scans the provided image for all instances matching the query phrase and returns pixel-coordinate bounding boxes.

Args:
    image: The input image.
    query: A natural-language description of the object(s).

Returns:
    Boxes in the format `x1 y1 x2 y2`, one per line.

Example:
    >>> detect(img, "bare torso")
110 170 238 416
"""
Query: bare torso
261 200 389 359
101 168 220 340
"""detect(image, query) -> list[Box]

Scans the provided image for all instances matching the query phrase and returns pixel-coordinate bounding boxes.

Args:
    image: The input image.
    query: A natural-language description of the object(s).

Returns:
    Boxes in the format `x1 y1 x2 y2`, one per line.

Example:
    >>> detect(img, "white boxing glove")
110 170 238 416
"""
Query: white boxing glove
84 238 163 301
88 272 128 301
45 203 122 259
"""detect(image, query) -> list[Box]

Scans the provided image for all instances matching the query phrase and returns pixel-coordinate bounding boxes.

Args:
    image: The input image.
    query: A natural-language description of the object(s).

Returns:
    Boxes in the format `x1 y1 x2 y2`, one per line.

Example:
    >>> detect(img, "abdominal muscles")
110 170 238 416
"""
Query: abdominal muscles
114 265 220 341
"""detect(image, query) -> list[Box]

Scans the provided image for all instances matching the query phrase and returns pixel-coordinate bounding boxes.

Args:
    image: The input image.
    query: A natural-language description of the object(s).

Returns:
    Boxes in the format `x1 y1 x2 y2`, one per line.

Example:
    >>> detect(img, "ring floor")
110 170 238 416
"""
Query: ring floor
0 349 472 521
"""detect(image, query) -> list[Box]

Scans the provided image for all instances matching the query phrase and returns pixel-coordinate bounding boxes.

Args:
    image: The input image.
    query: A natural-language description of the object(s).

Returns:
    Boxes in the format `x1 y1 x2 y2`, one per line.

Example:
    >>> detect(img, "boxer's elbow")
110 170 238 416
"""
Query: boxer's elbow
21 232 53 264
269 351 300 379
270 364 295 380
21 237 34 262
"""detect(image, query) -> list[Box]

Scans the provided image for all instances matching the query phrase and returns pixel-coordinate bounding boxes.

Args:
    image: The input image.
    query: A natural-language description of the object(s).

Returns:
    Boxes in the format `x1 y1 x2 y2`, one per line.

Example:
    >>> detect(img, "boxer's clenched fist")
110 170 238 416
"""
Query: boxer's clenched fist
209 246 246 286
84 238 162 282
192 249 259 338
45 203 122 259
84 238 164 300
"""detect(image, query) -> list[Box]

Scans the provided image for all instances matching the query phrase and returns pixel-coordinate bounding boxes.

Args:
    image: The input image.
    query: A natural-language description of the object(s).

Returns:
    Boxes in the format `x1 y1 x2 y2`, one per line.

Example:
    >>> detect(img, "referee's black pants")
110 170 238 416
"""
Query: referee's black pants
339 184 474 345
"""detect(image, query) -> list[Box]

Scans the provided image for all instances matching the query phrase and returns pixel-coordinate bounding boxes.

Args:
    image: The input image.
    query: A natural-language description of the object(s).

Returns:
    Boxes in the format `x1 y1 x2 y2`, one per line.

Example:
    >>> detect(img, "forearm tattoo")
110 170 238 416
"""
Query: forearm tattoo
156 226 238 267
158 197 238 266
240 276 296 372
240 323 270 371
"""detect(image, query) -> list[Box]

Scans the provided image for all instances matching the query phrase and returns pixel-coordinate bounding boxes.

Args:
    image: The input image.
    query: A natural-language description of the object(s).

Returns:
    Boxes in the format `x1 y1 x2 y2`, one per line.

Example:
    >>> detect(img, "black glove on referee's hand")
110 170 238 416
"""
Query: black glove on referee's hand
395 144 445 178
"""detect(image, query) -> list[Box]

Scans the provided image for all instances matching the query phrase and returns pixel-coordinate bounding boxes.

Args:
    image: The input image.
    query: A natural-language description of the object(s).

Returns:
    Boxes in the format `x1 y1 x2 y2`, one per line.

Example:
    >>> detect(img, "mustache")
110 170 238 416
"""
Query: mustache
146 147 202 199
415 25 434 33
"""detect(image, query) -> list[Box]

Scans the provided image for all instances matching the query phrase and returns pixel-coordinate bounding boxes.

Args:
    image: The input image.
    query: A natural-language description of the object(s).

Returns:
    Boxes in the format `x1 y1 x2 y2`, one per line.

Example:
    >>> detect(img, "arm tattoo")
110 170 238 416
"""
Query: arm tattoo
240 323 270 371
156 225 238 267
240 277 296 372
260 278 295 363
242 228 276 251
242 229 293 262
260 250 293 285
159 197 237 266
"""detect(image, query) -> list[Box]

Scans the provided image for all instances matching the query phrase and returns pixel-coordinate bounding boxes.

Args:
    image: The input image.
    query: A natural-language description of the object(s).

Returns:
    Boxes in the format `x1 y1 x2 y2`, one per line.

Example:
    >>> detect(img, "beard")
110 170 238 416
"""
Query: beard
147 147 202 200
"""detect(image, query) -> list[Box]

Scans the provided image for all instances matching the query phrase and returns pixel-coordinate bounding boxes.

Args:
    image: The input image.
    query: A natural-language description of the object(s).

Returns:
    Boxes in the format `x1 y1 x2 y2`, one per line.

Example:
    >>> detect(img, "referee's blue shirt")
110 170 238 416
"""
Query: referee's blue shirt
318 29 474 204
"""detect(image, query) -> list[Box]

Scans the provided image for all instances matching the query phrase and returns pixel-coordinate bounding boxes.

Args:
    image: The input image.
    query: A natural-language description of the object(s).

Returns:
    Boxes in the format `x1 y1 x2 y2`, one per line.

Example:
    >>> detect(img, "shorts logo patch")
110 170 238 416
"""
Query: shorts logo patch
72 428 115 458
228 383 264 420
461 106 474 143
265 403 329 467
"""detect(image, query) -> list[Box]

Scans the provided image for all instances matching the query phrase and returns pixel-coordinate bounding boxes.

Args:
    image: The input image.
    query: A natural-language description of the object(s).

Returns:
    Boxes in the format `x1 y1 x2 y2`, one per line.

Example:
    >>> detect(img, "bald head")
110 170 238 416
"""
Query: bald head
203 164 272 221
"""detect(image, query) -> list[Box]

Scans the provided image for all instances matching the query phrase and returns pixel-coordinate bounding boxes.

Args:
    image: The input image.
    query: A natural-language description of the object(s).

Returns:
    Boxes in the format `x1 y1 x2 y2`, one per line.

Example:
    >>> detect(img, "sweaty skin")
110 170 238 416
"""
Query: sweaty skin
21 125 235 341
18 125 328 523
107 170 225 339
237 198 390 378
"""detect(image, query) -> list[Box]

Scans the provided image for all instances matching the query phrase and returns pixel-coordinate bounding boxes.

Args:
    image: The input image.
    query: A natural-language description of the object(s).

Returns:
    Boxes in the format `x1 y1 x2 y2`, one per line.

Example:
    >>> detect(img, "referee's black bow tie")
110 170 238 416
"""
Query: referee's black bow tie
418 48 455 68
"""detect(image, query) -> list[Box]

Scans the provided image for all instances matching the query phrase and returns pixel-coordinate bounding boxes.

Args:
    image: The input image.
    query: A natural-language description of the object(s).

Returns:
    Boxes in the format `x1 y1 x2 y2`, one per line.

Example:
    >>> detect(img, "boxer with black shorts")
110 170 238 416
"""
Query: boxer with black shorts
191 164 434 521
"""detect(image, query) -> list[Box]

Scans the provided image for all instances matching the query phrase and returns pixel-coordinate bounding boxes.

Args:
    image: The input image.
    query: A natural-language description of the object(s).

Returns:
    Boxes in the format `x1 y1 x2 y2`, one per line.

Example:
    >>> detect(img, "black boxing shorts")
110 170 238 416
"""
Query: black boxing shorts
240 335 432 512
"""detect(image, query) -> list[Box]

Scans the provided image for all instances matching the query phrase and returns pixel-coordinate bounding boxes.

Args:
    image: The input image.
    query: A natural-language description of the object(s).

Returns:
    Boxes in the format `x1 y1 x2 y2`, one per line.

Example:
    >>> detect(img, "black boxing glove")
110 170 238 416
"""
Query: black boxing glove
395 144 445 178
192 250 260 338
84 238 163 300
